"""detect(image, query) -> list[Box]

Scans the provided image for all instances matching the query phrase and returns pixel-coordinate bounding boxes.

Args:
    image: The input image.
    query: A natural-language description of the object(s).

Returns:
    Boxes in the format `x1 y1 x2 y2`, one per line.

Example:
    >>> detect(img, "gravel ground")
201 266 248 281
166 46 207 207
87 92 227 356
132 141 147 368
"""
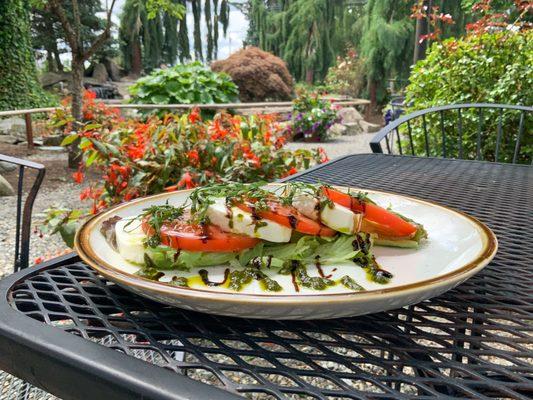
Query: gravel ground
0 181 80 277
286 133 375 159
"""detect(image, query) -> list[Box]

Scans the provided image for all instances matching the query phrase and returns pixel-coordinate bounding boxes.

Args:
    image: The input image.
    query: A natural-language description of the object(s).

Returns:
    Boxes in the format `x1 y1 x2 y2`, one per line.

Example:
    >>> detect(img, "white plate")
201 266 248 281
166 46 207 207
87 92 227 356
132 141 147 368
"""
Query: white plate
75 185 497 320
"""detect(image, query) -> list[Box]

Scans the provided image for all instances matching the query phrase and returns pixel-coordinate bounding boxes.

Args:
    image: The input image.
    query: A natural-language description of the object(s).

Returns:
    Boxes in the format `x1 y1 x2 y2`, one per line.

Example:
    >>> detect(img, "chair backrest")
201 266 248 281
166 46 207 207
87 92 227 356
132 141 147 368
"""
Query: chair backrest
370 104 532 164
0 154 45 272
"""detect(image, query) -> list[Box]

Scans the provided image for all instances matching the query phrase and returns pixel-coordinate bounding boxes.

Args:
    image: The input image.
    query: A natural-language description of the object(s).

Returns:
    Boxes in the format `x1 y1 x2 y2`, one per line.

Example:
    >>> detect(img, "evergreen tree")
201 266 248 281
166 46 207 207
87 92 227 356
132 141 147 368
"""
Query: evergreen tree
120 0 185 74
245 0 364 82
0 0 50 111
192 0 203 61
357 0 414 108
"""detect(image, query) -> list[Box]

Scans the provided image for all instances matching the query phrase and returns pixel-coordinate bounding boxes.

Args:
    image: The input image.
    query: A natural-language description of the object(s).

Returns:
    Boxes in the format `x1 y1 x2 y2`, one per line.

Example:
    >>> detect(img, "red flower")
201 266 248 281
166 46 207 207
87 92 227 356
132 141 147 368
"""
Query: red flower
317 147 329 163
178 171 197 189
189 108 202 124
210 118 229 140
84 90 97 100
187 149 200 165
83 111 95 121
72 170 84 184
288 167 298 175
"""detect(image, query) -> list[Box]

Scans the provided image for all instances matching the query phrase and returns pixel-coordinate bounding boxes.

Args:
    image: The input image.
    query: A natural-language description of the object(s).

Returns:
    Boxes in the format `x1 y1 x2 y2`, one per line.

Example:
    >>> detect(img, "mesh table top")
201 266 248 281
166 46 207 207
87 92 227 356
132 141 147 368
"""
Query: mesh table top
2 154 532 399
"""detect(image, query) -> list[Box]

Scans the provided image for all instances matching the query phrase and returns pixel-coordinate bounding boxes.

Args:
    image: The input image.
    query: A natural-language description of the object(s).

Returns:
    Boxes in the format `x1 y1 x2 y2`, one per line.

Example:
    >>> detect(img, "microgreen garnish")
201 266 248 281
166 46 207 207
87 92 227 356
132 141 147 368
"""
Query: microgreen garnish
127 201 185 247
188 182 273 224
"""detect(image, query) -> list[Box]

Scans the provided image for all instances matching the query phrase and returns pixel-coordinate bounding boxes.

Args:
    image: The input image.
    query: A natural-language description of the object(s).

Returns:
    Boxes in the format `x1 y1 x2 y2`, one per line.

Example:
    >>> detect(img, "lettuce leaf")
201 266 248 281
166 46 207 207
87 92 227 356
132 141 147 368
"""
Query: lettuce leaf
142 233 371 271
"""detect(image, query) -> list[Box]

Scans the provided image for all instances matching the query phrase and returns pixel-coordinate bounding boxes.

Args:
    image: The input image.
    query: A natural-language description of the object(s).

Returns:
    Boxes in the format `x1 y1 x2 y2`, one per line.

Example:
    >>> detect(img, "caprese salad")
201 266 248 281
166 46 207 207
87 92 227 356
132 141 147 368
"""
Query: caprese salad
101 183 426 293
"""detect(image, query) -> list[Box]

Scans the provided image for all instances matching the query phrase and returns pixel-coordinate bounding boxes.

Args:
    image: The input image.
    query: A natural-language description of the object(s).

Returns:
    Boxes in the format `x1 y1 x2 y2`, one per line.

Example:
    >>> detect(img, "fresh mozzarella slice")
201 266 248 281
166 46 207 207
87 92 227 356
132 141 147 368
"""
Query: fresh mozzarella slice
291 194 320 220
320 202 361 234
207 198 292 243
292 193 362 234
115 218 146 264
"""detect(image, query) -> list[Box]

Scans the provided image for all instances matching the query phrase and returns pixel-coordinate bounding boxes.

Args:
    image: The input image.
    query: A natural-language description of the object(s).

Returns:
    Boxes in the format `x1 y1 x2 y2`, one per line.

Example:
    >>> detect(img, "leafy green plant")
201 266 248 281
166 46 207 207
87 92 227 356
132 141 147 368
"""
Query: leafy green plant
129 62 239 113
43 109 329 245
325 47 364 97
405 31 532 164
289 93 340 142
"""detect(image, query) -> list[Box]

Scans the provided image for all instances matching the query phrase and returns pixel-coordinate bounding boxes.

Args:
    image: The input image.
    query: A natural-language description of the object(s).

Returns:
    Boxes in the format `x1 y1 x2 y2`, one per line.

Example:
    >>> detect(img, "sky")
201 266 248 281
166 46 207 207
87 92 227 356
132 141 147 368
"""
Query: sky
109 0 249 61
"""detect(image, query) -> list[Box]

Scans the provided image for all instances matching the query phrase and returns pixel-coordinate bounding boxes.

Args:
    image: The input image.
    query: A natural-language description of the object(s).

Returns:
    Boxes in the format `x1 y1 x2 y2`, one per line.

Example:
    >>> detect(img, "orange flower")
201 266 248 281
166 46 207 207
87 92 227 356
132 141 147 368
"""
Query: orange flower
84 90 97 100
178 171 197 189
72 170 84 184
188 108 202 124
210 118 229 140
187 149 200 165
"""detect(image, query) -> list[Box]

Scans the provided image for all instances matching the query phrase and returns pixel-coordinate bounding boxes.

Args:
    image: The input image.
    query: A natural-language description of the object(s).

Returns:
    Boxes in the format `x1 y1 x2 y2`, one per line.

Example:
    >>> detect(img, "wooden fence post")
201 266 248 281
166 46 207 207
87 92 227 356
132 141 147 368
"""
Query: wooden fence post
24 113 34 152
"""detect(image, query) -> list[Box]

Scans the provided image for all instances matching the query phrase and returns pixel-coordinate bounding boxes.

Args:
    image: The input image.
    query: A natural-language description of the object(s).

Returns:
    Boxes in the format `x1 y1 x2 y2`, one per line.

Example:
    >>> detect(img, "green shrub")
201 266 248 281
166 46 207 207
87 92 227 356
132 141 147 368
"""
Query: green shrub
325 47 364 98
405 32 532 164
129 62 239 113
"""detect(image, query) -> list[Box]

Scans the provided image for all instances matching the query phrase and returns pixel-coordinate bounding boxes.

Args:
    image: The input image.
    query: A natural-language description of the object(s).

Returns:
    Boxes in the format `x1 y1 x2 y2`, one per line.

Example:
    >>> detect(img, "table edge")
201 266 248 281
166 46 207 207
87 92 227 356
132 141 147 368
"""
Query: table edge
0 255 240 400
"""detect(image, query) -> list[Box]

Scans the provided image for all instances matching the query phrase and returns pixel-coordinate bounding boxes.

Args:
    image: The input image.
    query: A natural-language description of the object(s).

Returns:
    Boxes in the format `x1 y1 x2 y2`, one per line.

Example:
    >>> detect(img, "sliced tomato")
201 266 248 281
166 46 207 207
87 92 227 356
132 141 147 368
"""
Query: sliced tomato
322 187 417 238
236 201 337 237
142 219 259 252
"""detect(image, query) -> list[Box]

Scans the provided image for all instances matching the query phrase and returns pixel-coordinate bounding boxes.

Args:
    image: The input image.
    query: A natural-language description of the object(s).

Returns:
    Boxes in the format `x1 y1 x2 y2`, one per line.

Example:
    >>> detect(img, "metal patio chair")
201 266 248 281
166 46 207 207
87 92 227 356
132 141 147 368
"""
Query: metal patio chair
0 153 55 399
370 103 532 164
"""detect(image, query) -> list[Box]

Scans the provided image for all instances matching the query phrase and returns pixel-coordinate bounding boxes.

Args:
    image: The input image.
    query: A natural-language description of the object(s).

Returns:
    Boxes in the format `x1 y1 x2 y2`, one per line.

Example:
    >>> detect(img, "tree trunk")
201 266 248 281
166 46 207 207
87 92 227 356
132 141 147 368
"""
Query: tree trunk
369 80 377 112
131 38 142 77
52 40 64 72
68 57 84 169
46 50 57 72
413 0 431 65
305 69 314 84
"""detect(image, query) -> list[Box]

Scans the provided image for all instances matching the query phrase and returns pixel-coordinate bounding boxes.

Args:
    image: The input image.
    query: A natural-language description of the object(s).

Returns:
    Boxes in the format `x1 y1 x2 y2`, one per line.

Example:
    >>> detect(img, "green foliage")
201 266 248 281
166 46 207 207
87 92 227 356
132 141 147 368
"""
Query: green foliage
146 0 186 19
42 110 329 245
129 62 239 109
0 0 56 110
357 0 414 105
246 0 364 82
325 47 364 97
405 31 533 164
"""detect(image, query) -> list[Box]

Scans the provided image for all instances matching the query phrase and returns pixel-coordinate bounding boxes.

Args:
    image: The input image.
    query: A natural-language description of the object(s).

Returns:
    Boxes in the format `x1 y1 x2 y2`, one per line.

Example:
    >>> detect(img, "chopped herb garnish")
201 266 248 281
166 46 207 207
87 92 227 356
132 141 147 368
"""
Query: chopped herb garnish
127 202 185 248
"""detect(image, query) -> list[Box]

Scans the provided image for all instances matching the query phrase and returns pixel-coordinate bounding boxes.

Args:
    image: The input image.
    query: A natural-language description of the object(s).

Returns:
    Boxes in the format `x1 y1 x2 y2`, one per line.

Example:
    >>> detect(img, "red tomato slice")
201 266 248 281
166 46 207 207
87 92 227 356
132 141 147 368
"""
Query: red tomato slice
322 187 417 238
142 219 259 252
236 201 337 237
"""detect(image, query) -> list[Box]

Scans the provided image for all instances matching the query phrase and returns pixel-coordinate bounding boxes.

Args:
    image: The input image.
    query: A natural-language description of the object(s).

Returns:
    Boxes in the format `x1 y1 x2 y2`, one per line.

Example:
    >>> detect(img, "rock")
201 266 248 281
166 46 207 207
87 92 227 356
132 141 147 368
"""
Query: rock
92 63 109 83
41 72 69 88
0 117 26 137
103 58 122 82
43 134 65 146
328 123 347 136
0 161 17 173
0 135 21 144
338 107 363 124
0 174 15 197
344 122 364 136
359 120 382 134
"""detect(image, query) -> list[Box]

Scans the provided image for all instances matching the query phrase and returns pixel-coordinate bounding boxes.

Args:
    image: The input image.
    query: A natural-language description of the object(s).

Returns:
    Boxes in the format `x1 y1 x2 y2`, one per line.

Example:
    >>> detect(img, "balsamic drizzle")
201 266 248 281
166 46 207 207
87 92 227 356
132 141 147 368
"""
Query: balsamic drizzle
198 268 230 286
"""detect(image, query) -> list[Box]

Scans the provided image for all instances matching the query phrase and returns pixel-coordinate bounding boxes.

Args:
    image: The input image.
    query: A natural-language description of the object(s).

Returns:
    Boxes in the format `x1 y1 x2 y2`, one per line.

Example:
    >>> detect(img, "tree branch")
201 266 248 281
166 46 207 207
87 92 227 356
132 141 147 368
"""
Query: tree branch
71 0 82 54
46 0 78 53
83 0 117 61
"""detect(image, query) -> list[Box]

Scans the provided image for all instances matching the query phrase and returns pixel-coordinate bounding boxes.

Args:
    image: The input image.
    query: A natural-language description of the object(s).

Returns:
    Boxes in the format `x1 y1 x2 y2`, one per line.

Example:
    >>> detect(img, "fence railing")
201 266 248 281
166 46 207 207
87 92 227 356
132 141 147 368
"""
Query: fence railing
0 99 370 151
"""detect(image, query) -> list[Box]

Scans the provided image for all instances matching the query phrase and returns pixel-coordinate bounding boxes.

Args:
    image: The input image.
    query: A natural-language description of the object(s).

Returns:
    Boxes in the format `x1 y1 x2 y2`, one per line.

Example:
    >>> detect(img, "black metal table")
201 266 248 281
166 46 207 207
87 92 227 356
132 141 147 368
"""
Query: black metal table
0 154 531 400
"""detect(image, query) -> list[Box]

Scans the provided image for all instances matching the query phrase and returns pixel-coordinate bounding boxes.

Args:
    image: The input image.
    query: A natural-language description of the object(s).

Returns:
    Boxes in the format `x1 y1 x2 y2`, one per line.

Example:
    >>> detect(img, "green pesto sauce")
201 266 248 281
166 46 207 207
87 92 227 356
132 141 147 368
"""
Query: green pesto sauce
227 268 282 292
169 276 189 287
294 263 335 290
136 267 164 281
339 275 364 291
